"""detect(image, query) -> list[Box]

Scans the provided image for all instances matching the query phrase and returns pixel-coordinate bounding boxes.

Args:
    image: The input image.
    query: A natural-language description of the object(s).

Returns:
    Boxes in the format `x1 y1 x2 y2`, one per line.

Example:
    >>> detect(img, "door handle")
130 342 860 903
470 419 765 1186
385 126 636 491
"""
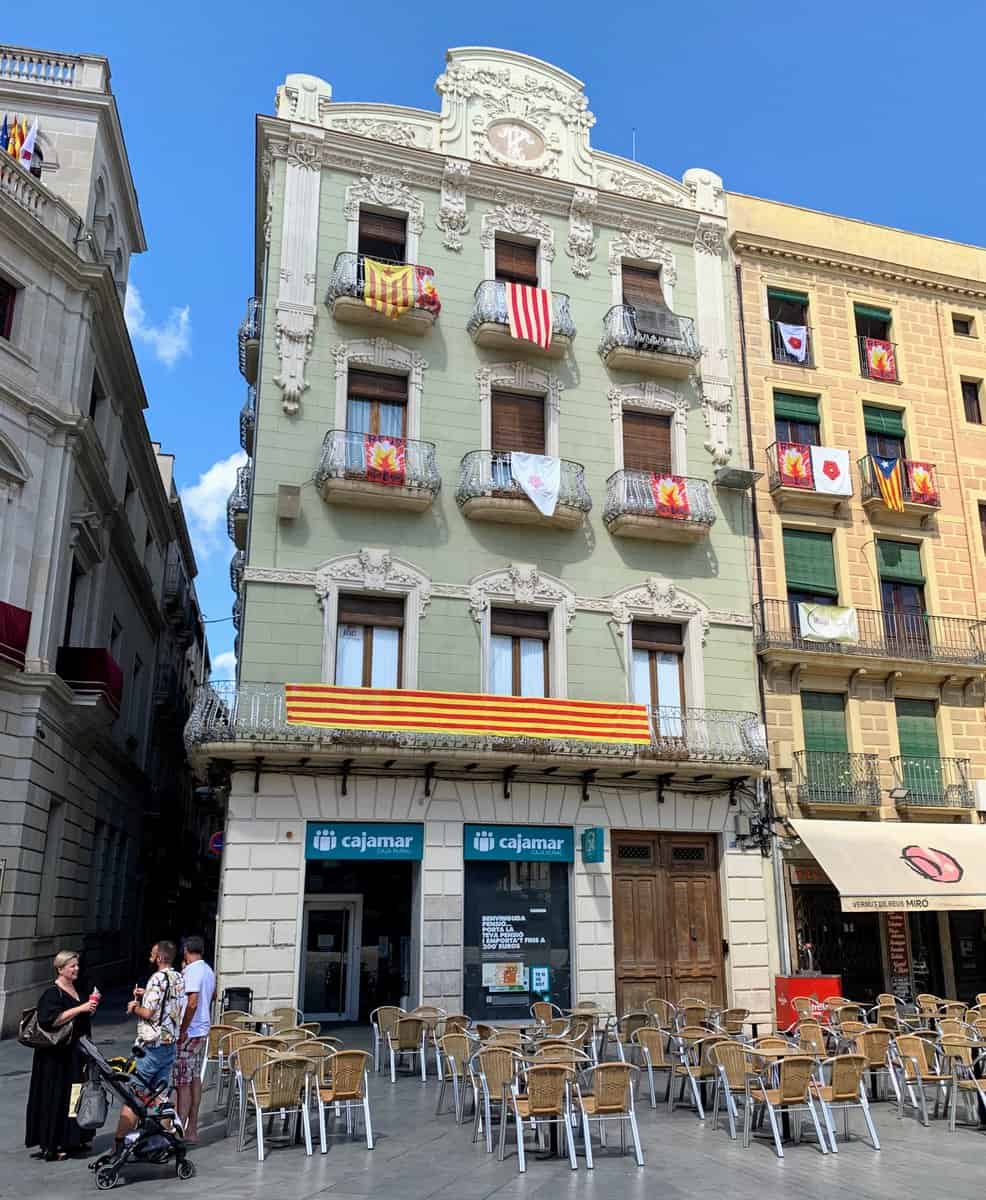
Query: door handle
722 939 730 957
690 925 697 942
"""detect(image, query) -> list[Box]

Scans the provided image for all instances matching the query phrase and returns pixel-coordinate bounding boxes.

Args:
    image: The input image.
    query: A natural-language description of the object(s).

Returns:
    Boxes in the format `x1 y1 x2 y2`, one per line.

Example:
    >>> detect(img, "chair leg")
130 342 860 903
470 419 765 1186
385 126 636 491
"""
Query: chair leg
916 1080 929 1127
302 1102 313 1156
419 1043 427 1083
764 1102 784 1159
318 1097 327 1154
363 1094 374 1149
860 1090 880 1150
687 1070 705 1120
436 1079 447 1117
498 1099 508 1162
725 1091 738 1141
742 1094 752 1148
372 1029 379 1073
514 1108 526 1173
390 1043 396 1085
819 1098 838 1154
484 1094 494 1153
451 1073 461 1124
711 1078 720 1130
628 1112 644 1166
805 1096 829 1155
256 1107 265 1163
645 1061 656 1109
581 1110 594 1169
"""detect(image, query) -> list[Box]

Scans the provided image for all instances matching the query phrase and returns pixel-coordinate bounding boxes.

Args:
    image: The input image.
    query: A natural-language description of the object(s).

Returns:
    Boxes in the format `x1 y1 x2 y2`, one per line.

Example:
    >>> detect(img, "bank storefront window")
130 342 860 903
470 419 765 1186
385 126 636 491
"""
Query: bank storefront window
463 824 573 1021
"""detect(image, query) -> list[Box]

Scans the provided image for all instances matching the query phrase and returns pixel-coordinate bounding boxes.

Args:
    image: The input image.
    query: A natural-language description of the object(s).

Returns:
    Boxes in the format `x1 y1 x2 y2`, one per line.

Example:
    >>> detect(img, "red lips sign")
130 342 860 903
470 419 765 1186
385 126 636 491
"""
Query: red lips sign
901 845 963 884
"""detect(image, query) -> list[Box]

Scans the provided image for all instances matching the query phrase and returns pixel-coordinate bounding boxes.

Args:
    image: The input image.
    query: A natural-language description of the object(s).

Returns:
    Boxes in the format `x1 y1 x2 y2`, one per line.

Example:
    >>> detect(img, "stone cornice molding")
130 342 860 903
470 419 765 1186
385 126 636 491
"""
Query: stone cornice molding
731 232 986 301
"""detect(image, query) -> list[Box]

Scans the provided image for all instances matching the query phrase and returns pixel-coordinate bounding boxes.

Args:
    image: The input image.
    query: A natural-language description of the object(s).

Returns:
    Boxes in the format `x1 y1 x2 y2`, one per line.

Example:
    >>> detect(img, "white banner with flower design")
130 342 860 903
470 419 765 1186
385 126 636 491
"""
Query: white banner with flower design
510 452 561 517
809 445 852 495
797 602 860 643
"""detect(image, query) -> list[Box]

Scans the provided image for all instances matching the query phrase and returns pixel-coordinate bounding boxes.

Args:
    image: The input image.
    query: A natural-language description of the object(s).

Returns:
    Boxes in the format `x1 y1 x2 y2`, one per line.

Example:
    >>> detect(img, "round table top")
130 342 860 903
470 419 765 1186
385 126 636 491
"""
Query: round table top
749 1045 812 1059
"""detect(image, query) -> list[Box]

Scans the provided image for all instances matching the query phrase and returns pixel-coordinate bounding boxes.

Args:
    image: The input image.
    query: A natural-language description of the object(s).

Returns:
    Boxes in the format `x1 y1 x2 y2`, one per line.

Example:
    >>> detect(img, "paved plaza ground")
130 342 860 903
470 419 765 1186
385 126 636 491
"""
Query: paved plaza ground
0 1001 984 1199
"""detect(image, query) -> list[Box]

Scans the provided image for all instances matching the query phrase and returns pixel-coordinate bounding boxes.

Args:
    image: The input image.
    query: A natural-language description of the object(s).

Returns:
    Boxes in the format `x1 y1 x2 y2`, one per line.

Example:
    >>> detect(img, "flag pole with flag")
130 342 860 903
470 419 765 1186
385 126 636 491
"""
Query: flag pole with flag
871 455 905 513
0 116 8 155
19 119 37 169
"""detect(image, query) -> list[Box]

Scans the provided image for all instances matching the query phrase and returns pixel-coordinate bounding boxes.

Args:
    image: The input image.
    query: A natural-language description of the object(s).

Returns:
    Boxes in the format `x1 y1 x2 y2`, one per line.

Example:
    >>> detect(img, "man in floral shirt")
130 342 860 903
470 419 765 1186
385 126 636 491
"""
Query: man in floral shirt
112 941 185 1153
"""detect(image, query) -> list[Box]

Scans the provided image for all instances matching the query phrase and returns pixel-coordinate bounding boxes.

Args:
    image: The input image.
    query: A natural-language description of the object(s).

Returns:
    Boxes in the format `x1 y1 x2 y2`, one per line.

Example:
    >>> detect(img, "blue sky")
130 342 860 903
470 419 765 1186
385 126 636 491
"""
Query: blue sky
7 3 985 678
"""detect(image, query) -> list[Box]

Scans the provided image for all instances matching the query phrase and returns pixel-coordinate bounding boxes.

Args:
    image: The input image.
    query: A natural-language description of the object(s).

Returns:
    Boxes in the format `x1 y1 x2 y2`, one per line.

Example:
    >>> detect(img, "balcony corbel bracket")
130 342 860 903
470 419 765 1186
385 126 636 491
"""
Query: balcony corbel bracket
789 664 802 692
657 773 674 806
849 668 868 699
940 676 961 705
423 761 437 798
340 757 354 796
884 670 902 701
503 765 516 800
963 677 983 705
581 769 597 803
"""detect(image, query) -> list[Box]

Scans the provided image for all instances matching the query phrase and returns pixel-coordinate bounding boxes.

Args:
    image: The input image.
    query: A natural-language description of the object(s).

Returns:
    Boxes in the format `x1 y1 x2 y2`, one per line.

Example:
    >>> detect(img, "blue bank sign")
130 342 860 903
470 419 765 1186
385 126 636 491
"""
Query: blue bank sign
306 821 424 861
464 824 574 863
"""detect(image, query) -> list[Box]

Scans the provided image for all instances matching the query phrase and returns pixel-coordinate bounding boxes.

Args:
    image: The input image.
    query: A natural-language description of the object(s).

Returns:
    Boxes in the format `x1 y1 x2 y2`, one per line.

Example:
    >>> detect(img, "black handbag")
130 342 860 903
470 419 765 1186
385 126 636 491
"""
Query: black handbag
75 1077 110 1130
17 1007 73 1050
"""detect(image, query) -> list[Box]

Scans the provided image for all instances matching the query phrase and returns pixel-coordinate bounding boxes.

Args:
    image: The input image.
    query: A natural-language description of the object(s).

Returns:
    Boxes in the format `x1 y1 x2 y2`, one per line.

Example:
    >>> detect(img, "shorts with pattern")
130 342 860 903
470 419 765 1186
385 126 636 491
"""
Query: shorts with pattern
172 1036 207 1086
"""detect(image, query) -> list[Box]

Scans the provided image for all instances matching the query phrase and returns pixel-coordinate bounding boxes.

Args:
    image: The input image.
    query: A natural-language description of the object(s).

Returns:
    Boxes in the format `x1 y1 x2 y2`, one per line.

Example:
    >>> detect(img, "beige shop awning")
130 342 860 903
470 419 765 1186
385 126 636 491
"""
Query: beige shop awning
791 819 986 913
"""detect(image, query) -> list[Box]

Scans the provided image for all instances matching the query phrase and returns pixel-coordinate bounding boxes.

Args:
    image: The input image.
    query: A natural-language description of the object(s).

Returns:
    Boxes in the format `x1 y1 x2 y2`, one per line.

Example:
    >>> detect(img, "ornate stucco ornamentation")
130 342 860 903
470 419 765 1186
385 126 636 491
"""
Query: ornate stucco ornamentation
468 563 576 630
314 548 432 616
607 229 677 288
609 577 710 645
566 188 597 278
344 170 425 235
330 118 419 147
475 362 562 420
701 384 733 467
607 382 687 427
436 158 470 251
694 220 726 256
480 202 555 259
275 74 332 125
604 169 685 206
273 304 315 415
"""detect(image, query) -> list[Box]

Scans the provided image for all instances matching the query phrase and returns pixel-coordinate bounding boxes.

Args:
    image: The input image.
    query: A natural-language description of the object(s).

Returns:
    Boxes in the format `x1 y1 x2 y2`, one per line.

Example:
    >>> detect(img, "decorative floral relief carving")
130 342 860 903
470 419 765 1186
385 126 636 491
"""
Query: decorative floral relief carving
287 137 321 171
344 171 425 235
607 230 677 287
274 303 315 415
476 363 562 414
694 220 726 256
314 548 431 616
436 158 470 251
330 119 420 147
609 577 710 645
333 338 427 382
480 202 555 260
605 170 684 206
566 188 596 279
607 382 687 427
468 563 576 630
701 385 733 466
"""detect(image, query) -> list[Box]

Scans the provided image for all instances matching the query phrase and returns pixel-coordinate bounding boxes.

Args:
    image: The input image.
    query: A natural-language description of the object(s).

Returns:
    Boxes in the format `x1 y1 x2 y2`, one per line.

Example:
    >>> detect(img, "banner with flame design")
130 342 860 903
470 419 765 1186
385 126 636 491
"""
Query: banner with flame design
648 473 691 518
284 685 654 745
363 435 406 485
905 461 938 507
864 337 898 382
776 442 814 489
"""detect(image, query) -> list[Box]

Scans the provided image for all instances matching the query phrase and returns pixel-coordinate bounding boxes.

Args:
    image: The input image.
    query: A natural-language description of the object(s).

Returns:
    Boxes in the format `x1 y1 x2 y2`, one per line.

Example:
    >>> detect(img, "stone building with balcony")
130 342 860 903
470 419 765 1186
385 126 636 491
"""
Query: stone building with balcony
188 47 774 1029
0 45 210 1031
731 192 986 1003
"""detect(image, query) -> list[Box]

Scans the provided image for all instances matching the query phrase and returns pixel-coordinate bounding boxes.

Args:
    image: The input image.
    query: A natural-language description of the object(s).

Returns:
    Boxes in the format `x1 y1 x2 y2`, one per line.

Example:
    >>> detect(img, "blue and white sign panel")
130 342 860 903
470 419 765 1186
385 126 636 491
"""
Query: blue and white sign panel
306 821 424 861
464 824 574 863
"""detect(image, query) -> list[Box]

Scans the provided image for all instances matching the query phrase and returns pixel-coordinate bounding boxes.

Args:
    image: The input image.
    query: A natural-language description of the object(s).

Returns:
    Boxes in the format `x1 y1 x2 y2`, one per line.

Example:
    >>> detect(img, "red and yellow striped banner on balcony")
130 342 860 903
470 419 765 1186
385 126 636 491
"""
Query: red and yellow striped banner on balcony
284 685 652 745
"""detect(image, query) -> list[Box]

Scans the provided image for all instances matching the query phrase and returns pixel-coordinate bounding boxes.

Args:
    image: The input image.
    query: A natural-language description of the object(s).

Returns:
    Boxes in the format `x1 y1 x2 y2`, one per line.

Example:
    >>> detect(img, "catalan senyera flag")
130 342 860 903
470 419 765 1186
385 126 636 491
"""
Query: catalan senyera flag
284 685 653 745
505 282 552 350
871 455 904 513
363 257 414 319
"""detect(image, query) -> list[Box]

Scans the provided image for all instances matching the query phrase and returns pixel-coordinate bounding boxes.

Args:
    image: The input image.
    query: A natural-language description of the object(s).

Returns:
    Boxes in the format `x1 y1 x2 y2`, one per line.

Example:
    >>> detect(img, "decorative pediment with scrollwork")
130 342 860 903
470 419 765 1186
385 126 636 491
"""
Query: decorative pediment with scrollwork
608 577 710 644
468 563 576 630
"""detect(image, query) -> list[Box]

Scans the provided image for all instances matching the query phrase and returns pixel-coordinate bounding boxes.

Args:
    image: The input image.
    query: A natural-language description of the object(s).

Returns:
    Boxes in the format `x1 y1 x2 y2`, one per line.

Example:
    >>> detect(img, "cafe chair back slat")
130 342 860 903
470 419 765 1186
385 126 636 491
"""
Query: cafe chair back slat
631 1026 673 1109
201 1023 238 1091
719 1007 750 1037
500 1064 578 1173
746 1053 829 1159
851 1028 902 1114
236 1053 313 1161
616 1011 650 1065
440 1014 472 1036
388 1016 427 1084
797 1022 829 1057
752 1035 795 1051
893 1034 951 1126
370 1005 406 1073
311 1049 374 1153
574 1062 644 1169
940 1037 986 1132
710 1040 757 1140
487 1030 524 1049
669 1031 726 1120
289 1040 335 1088
810 1054 880 1152
530 1000 563 1024
644 997 676 1028
474 1023 498 1042
264 1006 304 1032
221 1032 270 1128
298 1021 322 1036
277 1026 317 1046
473 1047 523 1154
437 1033 476 1123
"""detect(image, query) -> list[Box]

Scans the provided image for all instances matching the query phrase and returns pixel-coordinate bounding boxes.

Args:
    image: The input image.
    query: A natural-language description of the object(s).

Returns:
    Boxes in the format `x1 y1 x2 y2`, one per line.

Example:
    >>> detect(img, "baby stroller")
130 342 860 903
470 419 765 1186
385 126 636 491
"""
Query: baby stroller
79 1036 195 1189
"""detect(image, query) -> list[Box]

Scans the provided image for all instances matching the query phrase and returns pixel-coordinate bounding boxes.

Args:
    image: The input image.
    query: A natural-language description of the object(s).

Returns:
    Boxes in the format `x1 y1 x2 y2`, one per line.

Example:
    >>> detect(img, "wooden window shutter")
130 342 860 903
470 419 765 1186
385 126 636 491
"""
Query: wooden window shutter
782 528 837 596
621 264 664 307
801 691 849 754
895 698 941 759
338 593 405 628
622 411 672 473
631 621 683 651
494 239 538 285
491 608 550 639
347 369 408 403
491 390 546 454
962 380 982 424
358 210 407 259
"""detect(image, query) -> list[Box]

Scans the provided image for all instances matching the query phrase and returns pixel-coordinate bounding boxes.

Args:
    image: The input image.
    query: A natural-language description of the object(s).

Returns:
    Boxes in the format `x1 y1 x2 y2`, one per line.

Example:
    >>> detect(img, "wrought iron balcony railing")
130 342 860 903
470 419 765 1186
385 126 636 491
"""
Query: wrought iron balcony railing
890 755 974 808
325 252 440 318
857 456 940 510
794 750 881 807
603 470 715 529
232 597 241 633
315 430 441 496
230 550 245 596
765 442 854 497
226 463 252 542
238 297 260 380
599 304 700 362
456 451 591 515
467 280 575 340
239 387 256 454
0 598 31 670
770 321 814 366
185 683 766 767
857 336 899 382
754 598 986 666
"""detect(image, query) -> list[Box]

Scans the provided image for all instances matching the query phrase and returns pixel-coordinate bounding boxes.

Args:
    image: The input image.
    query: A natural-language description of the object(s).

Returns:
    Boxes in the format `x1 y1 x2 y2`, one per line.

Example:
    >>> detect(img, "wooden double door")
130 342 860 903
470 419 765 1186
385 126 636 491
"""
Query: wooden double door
612 832 725 1012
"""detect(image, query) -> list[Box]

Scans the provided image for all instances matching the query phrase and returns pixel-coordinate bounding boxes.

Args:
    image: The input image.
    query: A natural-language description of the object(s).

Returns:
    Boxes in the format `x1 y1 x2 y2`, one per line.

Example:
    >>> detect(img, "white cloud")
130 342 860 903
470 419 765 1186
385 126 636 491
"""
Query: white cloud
181 450 247 561
125 284 191 367
210 650 237 680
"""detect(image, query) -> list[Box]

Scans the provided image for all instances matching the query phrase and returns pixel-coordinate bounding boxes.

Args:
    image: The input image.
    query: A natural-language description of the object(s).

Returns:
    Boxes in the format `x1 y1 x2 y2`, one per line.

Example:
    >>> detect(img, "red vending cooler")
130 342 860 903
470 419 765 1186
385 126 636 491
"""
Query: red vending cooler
774 974 842 1030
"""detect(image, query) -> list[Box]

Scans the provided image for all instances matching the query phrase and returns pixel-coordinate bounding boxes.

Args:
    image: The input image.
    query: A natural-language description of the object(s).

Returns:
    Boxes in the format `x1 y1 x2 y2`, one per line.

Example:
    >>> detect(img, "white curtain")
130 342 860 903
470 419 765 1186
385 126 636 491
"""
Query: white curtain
490 635 512 695
378 402 404 438
519 638 546 697
631 648 651 706
346 397 372 433
656 651 683 736
370 627 400 688
335 624 364 686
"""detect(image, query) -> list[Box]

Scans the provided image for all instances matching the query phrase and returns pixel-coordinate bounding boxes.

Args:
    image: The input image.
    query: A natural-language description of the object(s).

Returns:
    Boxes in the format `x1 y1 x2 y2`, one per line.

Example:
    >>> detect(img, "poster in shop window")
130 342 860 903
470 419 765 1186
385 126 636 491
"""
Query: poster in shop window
482 962 529 992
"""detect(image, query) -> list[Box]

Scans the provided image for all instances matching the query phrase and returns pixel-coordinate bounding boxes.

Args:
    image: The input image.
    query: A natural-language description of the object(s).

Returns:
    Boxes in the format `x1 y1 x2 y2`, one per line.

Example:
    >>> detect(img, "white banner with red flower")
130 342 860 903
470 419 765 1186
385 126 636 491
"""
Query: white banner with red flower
648 473 691 519
510 452 561 516
777 322 808 362
809 445 852 496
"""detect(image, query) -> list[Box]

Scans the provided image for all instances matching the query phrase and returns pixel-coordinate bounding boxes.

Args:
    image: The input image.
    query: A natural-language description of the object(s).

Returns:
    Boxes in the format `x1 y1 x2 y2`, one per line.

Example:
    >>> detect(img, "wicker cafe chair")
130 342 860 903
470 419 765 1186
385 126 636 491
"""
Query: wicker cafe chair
831 1004 865 1028
914 995 941 1027
411 1005 447 1077
277 1026 317 1046
615 1011 650 1064
221 1010 254 1026
499 1063 578 1172
238 1054 314 1161
299 1021 322 1036
797 1021 830 1057
488 1030 525 1050
473 1047 522 1154
441 1014 472 1036
753 1035 795 1051
388 1017 427 1083
575 1062 644 1168
312 1049 374 1152
810 1055 880 1152
370 1006 405 1073
669 1029 725 1120
201 1023 238 1090
265 1006 304 1032
894 1034 951 1126
720 1008 751 1037
746 1053 829 1159
531 1000 563 1024
678 1000 711 1028
851 1028 901 1113
834 1020 867 1051
221 1031 268 1123
940 1037 986 1132
631 1026 674 1108
437 1033 476 1123
710 1040 757 1140
644 997 677 1028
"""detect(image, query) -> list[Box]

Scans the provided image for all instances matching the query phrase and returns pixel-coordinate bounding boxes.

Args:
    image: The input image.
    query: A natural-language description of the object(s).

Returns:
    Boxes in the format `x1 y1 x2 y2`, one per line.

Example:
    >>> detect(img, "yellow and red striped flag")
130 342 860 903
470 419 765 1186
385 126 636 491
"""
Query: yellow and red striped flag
363 257 414 319
506 282 553 349
871 455 904 513
284 685 652 745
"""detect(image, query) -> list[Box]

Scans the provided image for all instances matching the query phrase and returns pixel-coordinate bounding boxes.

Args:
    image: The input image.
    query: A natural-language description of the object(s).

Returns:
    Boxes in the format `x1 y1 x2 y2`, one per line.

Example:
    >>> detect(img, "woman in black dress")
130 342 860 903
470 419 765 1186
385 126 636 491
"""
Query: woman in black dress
24 950 99 1161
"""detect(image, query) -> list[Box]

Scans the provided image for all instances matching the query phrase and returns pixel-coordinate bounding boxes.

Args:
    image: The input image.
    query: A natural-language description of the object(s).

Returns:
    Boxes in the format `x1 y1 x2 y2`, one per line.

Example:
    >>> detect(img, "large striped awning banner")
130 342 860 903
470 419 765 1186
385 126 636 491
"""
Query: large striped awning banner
284 685 652 745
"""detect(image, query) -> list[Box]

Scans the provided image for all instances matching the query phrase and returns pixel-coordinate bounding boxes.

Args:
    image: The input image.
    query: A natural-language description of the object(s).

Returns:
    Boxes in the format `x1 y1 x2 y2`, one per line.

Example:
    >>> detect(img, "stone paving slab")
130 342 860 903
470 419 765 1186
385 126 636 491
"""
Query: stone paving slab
0 1019 984 1198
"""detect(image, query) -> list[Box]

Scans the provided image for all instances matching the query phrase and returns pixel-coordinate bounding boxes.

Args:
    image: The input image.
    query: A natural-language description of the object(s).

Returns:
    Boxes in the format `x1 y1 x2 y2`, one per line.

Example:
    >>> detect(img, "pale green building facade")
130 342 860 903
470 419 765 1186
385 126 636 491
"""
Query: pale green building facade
189 48 776 1028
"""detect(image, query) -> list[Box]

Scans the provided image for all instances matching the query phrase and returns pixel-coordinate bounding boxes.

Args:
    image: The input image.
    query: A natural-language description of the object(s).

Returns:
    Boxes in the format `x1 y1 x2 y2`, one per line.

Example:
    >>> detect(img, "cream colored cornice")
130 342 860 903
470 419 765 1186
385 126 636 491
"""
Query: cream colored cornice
731 231 986 301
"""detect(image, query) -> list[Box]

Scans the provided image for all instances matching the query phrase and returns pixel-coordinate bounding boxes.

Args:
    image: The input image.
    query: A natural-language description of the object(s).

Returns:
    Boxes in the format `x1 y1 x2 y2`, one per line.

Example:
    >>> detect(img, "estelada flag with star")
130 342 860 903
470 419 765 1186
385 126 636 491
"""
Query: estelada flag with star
871 455 904 512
